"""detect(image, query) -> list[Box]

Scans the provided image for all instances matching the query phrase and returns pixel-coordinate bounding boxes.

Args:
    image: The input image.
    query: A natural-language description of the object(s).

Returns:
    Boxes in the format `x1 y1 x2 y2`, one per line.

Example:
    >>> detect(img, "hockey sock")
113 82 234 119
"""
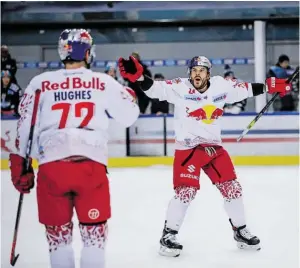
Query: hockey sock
216 180 246 227
79 221 108 268
165 186 197 231
45 222 75 268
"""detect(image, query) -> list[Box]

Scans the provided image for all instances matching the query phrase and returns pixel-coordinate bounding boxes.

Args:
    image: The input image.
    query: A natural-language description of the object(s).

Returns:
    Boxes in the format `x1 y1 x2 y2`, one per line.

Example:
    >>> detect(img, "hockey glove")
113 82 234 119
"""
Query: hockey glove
9 153 35 194
265 77 292 97
118 56 144 83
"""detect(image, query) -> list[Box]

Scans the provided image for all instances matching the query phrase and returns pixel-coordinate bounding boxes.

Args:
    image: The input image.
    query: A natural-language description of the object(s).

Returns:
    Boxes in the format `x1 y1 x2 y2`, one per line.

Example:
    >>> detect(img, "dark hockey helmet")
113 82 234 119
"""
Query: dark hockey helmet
58 29 95 64
187 56 212 75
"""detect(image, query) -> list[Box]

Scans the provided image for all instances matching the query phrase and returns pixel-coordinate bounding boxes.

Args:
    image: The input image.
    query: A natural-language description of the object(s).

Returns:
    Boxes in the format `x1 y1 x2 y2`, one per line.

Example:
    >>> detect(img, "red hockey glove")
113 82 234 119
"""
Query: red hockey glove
118 56 144 83
266 77 292 97
9 153 35 194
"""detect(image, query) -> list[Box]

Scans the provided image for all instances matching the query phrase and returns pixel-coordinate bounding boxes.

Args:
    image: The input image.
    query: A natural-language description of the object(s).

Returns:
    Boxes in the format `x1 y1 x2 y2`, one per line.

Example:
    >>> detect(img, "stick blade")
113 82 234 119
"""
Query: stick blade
10 254 19 266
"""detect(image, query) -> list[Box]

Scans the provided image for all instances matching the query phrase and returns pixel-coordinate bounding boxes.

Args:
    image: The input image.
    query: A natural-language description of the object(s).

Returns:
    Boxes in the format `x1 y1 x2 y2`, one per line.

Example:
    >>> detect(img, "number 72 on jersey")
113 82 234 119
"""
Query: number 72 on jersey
52 102 95 129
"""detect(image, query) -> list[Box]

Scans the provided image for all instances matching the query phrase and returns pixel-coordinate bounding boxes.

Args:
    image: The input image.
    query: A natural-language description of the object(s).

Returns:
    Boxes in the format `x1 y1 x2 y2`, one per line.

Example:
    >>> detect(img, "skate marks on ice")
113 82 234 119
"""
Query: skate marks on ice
1 166 299 268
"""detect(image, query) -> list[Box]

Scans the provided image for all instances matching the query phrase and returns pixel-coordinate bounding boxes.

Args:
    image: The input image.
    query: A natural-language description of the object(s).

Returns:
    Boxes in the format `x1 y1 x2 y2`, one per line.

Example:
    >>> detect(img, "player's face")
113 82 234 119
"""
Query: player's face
280 60 289 69
2 75 10 86
190 66 209 89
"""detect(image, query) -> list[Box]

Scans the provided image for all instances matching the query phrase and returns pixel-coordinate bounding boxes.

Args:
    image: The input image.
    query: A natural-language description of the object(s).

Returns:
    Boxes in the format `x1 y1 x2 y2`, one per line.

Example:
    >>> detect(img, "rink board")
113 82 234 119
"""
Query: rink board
1 113 299 169
129 113 299 157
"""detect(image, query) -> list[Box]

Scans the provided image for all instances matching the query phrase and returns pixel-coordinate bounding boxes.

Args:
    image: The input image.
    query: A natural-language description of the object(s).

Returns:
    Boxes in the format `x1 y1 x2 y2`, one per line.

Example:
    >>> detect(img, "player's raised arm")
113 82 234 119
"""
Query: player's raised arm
118 56 178 103
105 76 140 127
224 76 292 104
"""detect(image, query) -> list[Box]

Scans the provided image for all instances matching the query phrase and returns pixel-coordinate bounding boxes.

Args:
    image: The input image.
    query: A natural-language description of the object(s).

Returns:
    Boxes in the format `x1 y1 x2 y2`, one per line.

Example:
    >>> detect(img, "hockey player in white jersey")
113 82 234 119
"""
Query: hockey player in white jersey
9 29 139 268
118 55 291 257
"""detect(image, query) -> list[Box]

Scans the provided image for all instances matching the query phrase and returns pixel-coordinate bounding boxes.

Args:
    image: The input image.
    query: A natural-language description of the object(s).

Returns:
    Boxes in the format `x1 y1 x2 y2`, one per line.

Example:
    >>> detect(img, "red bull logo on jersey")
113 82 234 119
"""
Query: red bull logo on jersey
186 105 223 124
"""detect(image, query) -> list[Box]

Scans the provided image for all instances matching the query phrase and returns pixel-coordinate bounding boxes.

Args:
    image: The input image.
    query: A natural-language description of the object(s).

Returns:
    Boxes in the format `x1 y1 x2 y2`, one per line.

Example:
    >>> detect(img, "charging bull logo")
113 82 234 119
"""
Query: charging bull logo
1 130 12 153
186 105 223 124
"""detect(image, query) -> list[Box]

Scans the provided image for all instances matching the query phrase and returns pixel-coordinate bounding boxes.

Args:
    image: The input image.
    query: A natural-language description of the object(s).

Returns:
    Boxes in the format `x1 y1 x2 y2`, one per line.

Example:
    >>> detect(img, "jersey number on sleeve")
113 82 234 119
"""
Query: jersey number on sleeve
52 102 95 129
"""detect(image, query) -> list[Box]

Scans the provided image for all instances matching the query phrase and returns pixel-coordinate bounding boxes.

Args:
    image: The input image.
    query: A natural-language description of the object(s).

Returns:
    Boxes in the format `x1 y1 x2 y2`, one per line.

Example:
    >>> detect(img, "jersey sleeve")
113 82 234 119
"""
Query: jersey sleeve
144 79 180 104
16 77 39 158
106 77 140 127
223 77 254 104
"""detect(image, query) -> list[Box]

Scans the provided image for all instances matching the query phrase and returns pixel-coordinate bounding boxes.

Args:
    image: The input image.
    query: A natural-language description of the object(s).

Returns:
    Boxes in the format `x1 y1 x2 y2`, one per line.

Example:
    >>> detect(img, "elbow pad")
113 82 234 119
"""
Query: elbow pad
251 83 265 96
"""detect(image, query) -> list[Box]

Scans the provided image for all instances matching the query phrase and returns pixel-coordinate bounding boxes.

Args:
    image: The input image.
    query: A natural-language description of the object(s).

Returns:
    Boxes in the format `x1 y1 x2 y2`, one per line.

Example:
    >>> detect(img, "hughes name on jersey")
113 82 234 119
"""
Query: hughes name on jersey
145 76 253 148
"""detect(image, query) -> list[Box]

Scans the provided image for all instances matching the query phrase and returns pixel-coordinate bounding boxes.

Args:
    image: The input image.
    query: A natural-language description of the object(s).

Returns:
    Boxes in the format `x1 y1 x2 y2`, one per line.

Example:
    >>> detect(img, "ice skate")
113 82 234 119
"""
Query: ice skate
229 219 261 251
159 226 183 257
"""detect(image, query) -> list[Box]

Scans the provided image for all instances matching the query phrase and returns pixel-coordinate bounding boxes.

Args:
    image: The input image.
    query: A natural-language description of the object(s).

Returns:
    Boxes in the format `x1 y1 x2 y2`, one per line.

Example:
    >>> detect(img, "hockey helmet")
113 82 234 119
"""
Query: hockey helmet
58 29 95 64
187 56 212 75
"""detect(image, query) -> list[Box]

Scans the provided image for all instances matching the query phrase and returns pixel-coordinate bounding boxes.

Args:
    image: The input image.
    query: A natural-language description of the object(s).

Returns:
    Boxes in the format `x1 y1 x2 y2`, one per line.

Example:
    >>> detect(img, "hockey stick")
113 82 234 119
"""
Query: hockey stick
237 66 299 142
10 89 41 266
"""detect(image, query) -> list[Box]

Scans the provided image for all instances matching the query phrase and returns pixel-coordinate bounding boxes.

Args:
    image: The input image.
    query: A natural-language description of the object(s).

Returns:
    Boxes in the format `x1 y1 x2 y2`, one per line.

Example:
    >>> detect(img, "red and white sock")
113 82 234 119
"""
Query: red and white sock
165 186 197 231
79 222 108 268
46 222 75 268
216 180 246 227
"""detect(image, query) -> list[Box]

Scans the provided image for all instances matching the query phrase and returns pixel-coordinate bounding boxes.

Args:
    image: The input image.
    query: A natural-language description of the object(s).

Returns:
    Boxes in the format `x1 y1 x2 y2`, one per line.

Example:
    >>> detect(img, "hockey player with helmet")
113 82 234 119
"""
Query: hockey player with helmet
9 29 139 268
118 55 291 257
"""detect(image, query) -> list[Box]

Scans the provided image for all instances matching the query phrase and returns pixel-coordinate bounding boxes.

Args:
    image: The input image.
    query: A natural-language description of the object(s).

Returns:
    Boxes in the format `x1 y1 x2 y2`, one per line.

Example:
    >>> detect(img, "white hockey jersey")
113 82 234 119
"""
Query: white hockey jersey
145 76 254 149
16 67 139 165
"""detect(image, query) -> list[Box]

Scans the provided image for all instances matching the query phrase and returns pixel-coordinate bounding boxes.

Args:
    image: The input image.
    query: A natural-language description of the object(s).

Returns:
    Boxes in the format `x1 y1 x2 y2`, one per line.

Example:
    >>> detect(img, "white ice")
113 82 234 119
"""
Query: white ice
1 166 299 268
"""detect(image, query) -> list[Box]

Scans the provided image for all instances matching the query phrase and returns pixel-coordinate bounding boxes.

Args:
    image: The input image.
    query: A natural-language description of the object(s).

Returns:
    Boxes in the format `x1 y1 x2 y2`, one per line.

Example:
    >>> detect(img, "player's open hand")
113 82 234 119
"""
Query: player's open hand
118 56 144 83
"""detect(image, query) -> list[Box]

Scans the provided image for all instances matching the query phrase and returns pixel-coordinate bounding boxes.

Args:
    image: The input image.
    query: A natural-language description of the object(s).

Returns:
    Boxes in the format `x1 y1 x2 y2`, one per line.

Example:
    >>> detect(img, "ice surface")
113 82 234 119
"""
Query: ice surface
1 166 299 268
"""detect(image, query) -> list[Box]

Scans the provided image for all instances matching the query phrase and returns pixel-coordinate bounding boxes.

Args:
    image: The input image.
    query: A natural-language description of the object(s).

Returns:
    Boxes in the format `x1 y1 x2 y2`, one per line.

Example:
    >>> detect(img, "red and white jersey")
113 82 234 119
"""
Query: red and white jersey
17 67 139 165
145 76 253 149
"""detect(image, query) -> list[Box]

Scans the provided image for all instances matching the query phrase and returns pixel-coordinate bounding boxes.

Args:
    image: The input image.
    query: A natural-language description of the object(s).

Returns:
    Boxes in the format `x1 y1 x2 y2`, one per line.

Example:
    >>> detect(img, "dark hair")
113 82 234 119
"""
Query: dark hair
278 54 290 63
154 73 165 79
